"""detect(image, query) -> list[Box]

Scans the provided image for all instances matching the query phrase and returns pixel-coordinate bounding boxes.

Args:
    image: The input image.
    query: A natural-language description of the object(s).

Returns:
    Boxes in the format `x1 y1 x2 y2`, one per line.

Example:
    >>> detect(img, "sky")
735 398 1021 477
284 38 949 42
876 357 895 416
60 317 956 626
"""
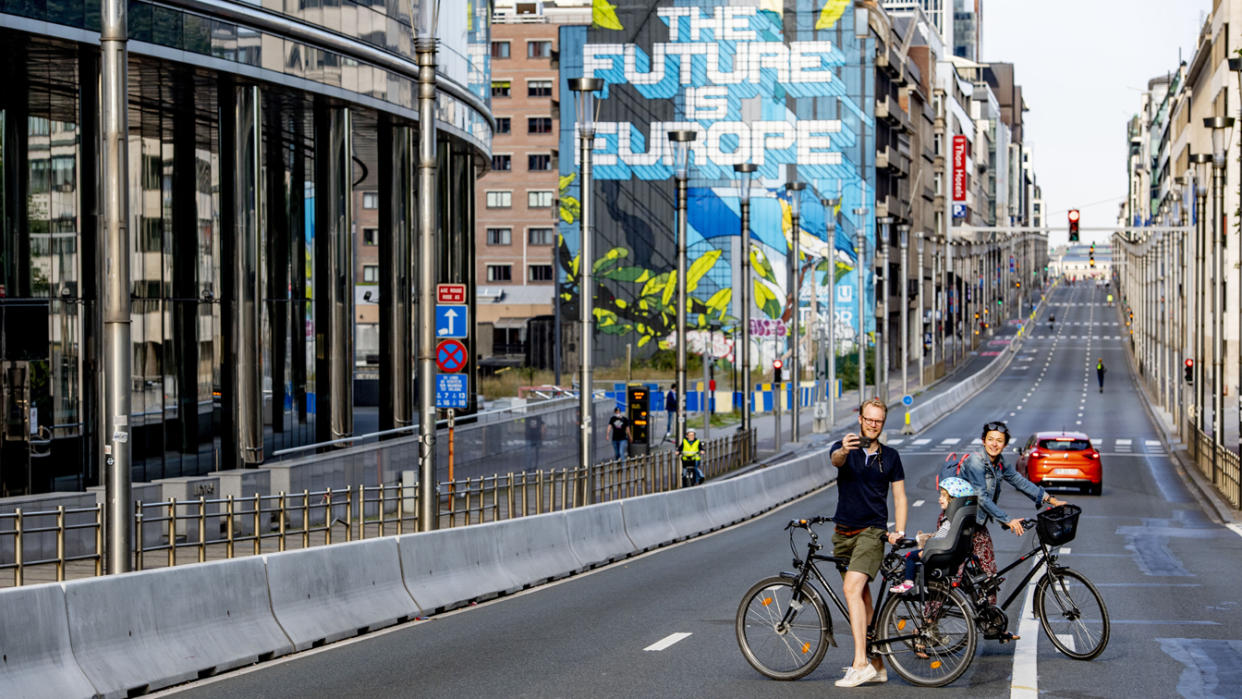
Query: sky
982 0 1212 246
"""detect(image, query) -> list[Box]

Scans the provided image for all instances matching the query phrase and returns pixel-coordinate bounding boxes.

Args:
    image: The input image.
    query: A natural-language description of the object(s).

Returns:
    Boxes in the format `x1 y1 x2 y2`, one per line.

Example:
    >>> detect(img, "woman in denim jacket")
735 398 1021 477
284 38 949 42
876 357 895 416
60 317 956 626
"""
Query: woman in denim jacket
955 421 1067 615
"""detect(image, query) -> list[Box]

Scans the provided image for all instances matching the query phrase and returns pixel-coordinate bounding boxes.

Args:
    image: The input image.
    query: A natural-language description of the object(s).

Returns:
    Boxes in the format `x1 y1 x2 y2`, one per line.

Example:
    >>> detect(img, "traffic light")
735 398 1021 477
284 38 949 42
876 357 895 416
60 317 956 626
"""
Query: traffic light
1068 209 1080 242
1089 243 1095 268
773 358 783 383
1185 358 1194 384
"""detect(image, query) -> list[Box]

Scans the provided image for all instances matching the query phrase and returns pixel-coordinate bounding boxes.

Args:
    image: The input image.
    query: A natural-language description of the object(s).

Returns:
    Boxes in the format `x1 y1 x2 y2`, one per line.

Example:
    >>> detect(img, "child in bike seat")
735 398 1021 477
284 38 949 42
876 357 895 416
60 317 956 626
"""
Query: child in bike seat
890 477 975 594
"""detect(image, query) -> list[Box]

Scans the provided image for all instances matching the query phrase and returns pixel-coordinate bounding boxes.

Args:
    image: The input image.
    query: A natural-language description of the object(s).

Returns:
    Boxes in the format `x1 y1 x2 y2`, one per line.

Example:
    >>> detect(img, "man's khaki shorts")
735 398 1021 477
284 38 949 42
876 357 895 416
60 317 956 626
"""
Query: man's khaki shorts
831 526 886 580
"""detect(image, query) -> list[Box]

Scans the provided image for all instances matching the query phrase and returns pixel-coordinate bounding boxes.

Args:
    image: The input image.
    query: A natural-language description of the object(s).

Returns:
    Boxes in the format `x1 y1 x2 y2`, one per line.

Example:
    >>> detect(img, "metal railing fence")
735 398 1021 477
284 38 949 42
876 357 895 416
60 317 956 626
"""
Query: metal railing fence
1190 427 1241 509
1 429 756 587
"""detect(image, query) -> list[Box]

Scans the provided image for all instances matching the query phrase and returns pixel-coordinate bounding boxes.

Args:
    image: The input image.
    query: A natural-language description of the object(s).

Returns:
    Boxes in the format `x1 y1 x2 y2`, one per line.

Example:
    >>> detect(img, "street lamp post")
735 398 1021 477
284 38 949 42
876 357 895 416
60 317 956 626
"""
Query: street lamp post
669 130 696 451
569 76 603 499
414 2 440 532
734 163 757 437
898 225 909 401
1206 116 1234 462
1230 57 1242 460
1191 152 1211 437
821 196 840 430
786 181 806 442
853 208 869 399
916 231 925 390
875 217 891 403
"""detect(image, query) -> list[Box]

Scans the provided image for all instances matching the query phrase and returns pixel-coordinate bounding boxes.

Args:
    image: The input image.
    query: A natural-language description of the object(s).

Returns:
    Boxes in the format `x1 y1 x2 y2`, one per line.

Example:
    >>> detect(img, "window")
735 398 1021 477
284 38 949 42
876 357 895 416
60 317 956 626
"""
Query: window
487 265 513 282
362 192 379 209
363 265 379 282
528 79 553 97
527 40 552 58
527 190 554 208
486 191 512 208
491 154 511 171
495 117 511 134
528 117 552 134
363 228 378 246
529 264 554 281
491 41 510 59
491 80 511 98
528 153 553 171
486 227 512 245
528 227 554 245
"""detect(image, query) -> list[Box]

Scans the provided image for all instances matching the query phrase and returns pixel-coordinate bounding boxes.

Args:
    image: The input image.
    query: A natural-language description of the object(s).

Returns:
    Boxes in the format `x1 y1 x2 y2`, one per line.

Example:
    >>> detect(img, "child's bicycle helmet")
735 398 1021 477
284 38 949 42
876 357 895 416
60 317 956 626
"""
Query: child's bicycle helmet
939 476 975 498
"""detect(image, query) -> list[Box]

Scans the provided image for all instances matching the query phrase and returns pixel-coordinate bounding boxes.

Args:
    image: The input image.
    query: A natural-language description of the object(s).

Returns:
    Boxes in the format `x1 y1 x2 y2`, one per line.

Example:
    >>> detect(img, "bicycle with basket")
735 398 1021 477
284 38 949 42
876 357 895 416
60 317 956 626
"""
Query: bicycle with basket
950 503 1110 660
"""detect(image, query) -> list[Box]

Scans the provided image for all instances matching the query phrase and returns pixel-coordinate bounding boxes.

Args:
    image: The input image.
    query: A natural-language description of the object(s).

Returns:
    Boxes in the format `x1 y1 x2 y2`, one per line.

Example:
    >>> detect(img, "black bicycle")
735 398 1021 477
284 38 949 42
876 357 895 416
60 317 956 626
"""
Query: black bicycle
953 504 1110 660
735 517 978 687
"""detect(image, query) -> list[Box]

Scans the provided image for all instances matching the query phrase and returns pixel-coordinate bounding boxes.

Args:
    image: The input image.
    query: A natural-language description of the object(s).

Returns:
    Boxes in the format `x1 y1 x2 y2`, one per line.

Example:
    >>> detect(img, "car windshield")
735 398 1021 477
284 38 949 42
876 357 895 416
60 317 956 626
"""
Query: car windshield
1039 439 1090 451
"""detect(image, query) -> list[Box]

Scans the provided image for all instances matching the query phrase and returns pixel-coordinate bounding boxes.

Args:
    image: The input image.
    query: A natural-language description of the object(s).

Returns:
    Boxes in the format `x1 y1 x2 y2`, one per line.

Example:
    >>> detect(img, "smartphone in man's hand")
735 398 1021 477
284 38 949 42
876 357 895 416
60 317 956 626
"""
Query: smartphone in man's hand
858 435 872 449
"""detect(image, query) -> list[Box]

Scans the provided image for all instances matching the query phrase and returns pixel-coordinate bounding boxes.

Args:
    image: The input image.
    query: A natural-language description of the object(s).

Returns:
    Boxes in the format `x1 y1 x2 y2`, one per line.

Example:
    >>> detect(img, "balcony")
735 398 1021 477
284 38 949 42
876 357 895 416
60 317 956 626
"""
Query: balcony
876 95 912 133
876 145 910 177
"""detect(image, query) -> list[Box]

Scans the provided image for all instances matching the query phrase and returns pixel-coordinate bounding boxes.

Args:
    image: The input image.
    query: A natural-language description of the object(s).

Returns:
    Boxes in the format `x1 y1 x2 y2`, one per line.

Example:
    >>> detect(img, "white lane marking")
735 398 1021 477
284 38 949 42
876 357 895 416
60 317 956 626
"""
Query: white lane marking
888 439 905 445
644 632 692 651
1009 577 1041 698
1145 440 1160 446
1060 547 1071 554
1056 634 1076 653
913 438 931 445
971 438 983 445
913 499 926 507
941 438 961 445
1115 439 1132 446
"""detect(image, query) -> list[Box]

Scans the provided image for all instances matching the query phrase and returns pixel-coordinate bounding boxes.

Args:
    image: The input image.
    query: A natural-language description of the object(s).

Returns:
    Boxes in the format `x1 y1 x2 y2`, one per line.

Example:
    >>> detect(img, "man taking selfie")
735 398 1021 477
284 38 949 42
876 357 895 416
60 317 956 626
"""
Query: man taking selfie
827 398 908 687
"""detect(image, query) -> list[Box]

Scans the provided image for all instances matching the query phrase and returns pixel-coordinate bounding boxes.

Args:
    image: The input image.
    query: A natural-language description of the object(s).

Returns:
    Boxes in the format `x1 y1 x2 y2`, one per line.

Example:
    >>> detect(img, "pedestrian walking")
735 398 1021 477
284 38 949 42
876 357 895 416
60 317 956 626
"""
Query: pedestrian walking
664 383 678 439
607 406 631 460
1096 358 1106 393
827 398 909 687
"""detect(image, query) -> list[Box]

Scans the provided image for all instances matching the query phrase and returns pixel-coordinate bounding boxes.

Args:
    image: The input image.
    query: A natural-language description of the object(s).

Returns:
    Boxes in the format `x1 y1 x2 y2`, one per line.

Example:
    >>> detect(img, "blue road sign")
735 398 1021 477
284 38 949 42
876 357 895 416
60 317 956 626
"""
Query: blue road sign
436 374 468 409
902 394 913 406
435 304 468 338
952 203 967 219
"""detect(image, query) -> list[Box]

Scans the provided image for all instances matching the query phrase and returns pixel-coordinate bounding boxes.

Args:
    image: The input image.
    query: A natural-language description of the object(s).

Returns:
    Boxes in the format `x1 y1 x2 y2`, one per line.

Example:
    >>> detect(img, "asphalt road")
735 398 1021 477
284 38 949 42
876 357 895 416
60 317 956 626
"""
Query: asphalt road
163 282 1242 698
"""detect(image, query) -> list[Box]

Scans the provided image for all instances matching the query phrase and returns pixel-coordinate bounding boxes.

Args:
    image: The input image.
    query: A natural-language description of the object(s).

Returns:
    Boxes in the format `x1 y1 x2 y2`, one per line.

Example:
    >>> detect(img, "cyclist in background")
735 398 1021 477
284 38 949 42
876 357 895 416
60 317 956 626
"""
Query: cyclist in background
678 428 703 486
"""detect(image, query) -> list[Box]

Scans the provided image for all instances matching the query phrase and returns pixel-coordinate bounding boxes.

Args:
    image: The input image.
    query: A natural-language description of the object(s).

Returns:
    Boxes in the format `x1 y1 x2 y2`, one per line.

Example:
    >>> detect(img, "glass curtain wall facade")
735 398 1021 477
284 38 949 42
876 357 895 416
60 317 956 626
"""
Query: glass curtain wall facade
0 1 490 495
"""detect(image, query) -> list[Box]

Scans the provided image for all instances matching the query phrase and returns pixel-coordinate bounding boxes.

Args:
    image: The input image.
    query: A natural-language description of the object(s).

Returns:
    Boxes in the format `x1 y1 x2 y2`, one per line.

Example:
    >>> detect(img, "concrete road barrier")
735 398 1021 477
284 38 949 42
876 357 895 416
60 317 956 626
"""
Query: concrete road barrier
398 521 521 615
728 470 773 519
704 477 750 529
265 538 416 651
493 512 584 587
564 501 637 568
665 487 713 536
63 557 292 698
0 583 97 699
619 491 679 551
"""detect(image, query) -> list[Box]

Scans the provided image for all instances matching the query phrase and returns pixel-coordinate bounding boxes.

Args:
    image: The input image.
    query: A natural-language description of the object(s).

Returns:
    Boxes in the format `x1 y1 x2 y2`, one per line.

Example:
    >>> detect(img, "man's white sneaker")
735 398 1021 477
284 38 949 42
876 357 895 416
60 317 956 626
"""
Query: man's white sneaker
834 664 879 688
870 666 887 684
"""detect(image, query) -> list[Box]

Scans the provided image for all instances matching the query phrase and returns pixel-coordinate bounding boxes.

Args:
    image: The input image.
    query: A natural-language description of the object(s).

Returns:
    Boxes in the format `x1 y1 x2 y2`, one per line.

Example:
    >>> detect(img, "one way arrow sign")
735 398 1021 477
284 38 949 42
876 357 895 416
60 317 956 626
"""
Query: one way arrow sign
435 304 468 338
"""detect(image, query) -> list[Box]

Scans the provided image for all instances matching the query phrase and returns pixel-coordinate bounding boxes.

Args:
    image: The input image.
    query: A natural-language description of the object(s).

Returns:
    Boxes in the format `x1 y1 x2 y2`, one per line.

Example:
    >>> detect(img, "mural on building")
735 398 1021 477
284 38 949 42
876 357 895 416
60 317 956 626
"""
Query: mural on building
558 0 876 364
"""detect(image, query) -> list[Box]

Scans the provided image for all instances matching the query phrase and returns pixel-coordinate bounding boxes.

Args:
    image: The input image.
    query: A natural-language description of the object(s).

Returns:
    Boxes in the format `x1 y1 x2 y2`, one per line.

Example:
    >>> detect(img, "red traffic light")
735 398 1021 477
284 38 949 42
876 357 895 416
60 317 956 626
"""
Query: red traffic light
1185 358 1194 369
1068 209 1080 242
1068 209 1080 223
772 359 783 370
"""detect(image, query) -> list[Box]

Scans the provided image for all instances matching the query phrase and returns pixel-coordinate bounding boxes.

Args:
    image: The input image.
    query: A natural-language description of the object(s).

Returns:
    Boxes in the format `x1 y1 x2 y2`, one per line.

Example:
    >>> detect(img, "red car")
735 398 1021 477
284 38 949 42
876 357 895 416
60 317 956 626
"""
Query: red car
1016 431 1103 495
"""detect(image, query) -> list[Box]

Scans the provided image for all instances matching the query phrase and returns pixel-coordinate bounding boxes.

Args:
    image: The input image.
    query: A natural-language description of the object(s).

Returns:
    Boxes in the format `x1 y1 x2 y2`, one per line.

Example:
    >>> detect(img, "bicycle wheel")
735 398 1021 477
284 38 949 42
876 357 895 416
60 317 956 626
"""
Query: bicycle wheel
876 581 977 687
1035 567 1110 660
735 576 830 680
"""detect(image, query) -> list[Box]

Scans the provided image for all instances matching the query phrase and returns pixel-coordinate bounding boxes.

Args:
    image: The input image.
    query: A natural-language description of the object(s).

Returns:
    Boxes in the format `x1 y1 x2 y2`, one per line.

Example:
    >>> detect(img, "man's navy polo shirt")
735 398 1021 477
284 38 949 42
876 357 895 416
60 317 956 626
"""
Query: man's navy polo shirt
829 440 905 530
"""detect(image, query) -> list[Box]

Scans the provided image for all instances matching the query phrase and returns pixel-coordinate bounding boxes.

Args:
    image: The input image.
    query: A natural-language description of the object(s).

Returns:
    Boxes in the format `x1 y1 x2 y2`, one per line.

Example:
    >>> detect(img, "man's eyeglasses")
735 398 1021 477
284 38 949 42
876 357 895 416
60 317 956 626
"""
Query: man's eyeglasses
861 416 885 425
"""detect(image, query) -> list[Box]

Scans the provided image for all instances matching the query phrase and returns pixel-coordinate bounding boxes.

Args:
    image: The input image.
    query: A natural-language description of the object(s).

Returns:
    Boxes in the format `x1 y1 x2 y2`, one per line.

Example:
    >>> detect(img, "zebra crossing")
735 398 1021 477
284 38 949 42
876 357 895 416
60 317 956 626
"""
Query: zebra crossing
885 436 1166 455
